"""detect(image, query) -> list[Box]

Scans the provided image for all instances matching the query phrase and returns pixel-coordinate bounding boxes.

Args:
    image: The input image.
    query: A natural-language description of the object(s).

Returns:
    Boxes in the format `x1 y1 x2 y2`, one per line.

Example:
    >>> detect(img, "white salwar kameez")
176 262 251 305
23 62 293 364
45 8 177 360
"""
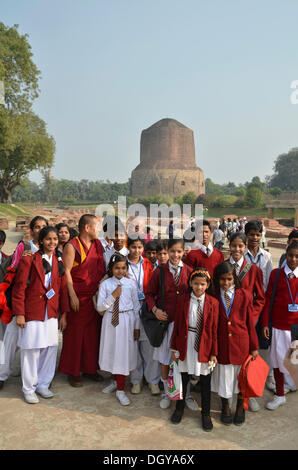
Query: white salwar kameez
97 276 140 376
177 293 210 376
211 285 241 398
0 240 38 378
18 254 59 395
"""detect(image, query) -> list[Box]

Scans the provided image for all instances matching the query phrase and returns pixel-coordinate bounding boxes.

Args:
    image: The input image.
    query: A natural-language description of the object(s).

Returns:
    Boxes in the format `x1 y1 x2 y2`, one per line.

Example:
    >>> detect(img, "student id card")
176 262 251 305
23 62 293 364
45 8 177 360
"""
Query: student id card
289 304 298 312
46 288 56 300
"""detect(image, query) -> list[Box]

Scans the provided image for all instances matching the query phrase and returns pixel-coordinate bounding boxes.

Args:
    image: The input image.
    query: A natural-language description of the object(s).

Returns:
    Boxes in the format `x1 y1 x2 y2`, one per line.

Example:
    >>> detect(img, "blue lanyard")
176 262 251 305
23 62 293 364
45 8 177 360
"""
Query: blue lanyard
285 275 298 304
247 252 262 268
128 261 143 290
220 293 234 317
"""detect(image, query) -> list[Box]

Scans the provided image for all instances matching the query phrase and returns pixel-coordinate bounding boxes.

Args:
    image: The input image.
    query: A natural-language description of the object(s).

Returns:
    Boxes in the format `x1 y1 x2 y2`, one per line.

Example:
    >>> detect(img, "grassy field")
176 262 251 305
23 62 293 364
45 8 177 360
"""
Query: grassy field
0 203 35 220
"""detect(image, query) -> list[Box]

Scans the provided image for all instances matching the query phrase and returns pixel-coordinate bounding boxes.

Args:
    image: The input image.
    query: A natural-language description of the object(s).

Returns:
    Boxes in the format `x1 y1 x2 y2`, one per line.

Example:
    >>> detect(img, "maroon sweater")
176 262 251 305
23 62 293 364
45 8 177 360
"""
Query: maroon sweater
145 262 192 323
185 247 224 277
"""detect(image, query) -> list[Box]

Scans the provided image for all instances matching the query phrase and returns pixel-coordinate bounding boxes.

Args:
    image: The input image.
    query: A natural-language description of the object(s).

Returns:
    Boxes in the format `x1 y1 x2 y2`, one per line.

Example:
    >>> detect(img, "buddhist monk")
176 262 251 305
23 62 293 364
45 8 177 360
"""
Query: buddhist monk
59 214 106 387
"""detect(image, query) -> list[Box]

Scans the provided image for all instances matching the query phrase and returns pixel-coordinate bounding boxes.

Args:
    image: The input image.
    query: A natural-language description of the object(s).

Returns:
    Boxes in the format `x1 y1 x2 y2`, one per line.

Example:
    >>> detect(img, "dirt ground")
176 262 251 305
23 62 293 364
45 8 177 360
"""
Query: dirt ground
0 222 297 450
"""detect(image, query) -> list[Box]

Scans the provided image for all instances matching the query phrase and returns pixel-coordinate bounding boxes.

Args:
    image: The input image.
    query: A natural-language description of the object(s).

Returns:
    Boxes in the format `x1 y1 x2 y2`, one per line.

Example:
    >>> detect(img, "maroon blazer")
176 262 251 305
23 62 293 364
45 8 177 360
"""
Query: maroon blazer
185 247 224 277
225 258 265 324
171 292 219 363
12 252 69 322
145 262 192 322
262 268 298 331
216 288 259 365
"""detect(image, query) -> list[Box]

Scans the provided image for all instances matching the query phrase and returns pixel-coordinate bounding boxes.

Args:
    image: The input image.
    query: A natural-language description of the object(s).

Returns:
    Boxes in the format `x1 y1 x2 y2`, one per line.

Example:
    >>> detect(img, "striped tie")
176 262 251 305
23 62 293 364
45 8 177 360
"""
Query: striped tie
288 272 295 280
173 267 180 285
206 247 210 257
111 297 120 327
233 263 239 277
224 292 231 312
194 299 203 352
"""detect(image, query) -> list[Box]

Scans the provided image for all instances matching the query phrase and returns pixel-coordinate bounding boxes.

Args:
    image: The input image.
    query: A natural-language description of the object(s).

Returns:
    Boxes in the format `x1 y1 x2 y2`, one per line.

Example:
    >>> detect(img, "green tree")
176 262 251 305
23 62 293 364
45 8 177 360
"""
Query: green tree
0 23 55 202
245 187 264 208
270 148 298 191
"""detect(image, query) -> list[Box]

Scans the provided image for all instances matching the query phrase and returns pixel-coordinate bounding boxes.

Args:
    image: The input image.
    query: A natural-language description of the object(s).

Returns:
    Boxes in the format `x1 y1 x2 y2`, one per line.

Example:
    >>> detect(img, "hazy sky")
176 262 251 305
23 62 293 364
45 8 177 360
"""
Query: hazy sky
2 0 298 185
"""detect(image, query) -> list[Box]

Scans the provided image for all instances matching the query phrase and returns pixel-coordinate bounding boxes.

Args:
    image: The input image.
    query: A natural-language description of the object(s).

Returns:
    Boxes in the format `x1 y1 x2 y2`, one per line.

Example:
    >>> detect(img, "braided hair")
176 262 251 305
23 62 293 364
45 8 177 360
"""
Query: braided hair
38 226 65 277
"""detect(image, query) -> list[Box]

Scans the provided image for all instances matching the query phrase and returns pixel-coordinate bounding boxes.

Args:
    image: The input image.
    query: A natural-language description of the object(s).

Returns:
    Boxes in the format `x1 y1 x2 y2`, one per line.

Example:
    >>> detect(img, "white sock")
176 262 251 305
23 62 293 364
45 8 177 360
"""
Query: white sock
162 378 168 395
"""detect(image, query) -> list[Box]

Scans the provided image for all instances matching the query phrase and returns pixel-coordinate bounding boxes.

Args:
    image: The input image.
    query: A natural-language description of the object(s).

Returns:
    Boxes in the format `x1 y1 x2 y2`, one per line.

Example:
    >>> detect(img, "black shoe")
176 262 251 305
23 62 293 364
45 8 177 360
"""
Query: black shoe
220 411 233 426
171 409 184 424
202 414 213 432
0 381 4 390
233 410 245 426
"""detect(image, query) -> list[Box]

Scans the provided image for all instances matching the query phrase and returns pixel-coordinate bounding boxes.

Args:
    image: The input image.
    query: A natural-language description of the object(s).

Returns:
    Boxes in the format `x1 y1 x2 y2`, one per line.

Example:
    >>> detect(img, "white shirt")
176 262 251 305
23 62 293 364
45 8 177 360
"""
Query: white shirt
220 286 235 312
213 229 224 244
168 260 183 282
284 263 298 279
99 238 114 253
104 246 129 271
198 242 213 256
229 256 244 274
127 256 145 295
244 248 273 290
97 276 141 328
188 292 206 328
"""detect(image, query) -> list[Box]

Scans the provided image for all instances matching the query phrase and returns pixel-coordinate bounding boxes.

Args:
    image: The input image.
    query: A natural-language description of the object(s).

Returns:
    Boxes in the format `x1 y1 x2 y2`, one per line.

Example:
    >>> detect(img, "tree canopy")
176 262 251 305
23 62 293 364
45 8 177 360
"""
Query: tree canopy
270 148 298 191
0 22 55 202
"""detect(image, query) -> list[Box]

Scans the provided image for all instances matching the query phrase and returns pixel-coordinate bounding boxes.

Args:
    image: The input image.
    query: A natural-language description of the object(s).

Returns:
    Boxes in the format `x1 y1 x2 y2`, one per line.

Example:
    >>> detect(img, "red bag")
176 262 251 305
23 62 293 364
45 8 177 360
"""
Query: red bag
237 355 270 410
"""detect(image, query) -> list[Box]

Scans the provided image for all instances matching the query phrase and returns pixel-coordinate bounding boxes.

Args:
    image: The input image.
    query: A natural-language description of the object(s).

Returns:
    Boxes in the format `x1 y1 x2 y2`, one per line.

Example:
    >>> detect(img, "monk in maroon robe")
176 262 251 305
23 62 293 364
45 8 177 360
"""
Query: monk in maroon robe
59 214 105 387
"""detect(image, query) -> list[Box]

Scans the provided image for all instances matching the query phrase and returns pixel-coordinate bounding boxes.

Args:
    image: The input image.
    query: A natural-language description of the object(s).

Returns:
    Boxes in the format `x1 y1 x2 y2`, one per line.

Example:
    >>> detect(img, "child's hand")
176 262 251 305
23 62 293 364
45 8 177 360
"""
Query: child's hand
22 250 34 257
209 355 217 366
154 308 168 321
134 329 140 341
59 313 67 332
263 327 270 339
16 315 25 328
171 351 179 363
251 350 259 360
112 286 122 299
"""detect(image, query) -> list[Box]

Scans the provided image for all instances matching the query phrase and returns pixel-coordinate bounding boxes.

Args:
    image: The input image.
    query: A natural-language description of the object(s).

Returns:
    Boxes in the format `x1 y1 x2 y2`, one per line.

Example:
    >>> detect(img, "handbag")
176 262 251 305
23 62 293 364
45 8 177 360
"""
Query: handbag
255 267 281 350
237 354 270 409
140 265 170 348
167 361 183 400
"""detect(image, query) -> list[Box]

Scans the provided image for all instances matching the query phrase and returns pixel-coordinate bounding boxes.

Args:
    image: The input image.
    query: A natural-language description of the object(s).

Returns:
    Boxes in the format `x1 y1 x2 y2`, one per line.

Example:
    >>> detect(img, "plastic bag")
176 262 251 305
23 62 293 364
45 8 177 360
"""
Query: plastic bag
167 361 183 400
283 340 298 389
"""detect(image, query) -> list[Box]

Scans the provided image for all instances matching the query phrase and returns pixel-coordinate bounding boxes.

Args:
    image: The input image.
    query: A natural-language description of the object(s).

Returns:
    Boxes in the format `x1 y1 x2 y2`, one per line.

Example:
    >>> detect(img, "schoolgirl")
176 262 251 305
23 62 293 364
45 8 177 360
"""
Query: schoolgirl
0 216 48 391
126 237 161 395
97 253 141 406
262 241 298 409
12 226 69 404
211 262 259 426
145 238 195 410
55 223 71 254
171 268 219 431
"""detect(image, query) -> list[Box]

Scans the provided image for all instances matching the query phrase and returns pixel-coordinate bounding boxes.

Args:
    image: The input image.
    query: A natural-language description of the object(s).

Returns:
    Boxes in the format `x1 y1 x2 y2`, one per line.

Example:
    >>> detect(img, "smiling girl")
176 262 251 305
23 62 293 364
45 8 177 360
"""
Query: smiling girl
97 253 141 406
12 226 69 404
170 268 219 431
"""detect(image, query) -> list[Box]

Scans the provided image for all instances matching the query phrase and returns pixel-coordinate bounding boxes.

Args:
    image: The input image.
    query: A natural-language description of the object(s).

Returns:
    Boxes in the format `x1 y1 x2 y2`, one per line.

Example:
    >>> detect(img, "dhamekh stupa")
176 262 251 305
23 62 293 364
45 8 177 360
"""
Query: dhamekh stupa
130 118 205 198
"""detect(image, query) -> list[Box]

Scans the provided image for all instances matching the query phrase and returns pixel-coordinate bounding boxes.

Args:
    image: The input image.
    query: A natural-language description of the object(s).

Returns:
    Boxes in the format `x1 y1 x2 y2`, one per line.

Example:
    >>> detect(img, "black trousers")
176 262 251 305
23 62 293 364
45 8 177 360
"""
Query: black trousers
176 372 211 416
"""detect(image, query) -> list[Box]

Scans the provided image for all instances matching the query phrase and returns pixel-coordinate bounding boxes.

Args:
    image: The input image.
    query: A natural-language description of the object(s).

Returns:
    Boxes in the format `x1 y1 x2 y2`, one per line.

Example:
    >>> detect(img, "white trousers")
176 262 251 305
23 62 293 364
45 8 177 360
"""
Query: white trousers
21 346 58 395
130 328 161 385
0 317 20 380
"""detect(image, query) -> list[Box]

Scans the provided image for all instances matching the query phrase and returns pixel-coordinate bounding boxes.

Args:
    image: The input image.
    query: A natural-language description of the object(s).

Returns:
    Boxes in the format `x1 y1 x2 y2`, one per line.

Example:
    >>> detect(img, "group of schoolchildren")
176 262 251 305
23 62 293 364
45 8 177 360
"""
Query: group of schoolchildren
0 216 297 434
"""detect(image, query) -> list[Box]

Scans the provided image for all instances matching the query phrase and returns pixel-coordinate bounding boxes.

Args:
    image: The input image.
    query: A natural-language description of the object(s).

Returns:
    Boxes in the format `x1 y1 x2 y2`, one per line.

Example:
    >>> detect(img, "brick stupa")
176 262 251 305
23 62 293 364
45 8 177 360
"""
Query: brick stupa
130 118 205 198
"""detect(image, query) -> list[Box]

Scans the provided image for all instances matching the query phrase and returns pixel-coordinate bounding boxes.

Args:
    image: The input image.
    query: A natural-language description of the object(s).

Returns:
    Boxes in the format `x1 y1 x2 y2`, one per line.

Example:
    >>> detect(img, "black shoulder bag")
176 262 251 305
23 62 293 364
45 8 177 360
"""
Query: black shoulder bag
140 265 170 348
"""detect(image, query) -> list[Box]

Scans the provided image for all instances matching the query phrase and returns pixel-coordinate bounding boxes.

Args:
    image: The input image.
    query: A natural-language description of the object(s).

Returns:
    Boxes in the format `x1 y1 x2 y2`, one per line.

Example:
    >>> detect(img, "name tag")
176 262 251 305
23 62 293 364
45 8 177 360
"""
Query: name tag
138 292 145 301
46 288 56 300
288 304 298 312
